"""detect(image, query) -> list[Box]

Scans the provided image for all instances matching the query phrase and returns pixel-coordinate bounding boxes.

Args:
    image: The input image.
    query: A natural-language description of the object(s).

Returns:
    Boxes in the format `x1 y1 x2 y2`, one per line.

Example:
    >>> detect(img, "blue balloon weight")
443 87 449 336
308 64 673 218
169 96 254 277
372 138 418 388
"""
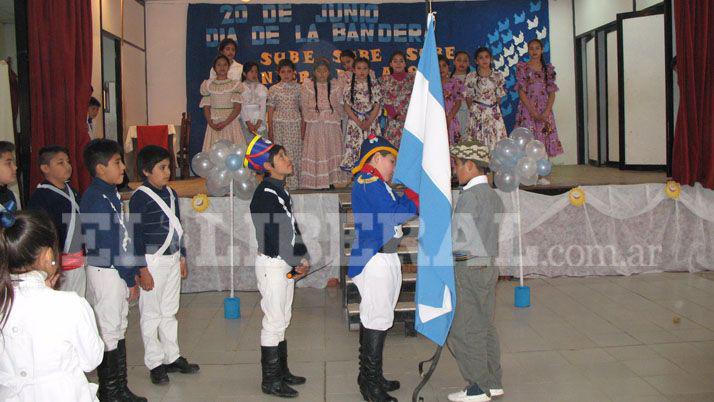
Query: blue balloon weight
225 154 242 171
536 159 552 176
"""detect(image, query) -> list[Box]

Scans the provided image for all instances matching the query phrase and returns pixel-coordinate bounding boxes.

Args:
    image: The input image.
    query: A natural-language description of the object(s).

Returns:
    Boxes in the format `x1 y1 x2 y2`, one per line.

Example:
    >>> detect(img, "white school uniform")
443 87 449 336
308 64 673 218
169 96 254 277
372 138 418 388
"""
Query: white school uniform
0 271 104 401
134 186 184 370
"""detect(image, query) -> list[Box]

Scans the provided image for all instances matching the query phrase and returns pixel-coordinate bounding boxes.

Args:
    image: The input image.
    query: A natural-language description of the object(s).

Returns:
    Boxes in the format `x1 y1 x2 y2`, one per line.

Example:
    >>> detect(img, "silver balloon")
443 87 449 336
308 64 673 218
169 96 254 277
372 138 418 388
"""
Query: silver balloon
209 141 232 166
494 170 520 192
511 127 535 150
489 155 504 172
493 139 521 169
207 168 232 190
234 179 257 200
229 143 246 159
517 157 538 184
232 166 251 181
205 178 228 196
191 152 214 178
525 140 547 161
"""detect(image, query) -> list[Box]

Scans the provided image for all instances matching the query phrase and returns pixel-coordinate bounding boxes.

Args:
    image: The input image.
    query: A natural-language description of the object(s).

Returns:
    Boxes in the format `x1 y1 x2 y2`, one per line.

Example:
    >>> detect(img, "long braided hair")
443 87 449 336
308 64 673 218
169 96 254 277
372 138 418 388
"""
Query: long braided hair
528 39 549 88
312 58 333 113
350 57 373 106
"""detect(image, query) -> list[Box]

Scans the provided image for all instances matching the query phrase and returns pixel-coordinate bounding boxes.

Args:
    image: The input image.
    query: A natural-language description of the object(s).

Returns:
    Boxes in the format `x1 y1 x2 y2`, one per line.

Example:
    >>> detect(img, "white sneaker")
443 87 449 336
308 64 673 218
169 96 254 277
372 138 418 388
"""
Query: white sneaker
490 389 504 397
447 388 491 402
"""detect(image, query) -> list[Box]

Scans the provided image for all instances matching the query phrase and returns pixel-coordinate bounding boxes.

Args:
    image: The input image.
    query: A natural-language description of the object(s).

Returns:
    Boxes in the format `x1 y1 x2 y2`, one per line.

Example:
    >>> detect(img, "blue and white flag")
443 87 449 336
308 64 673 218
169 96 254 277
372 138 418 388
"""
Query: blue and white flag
394 13 456 346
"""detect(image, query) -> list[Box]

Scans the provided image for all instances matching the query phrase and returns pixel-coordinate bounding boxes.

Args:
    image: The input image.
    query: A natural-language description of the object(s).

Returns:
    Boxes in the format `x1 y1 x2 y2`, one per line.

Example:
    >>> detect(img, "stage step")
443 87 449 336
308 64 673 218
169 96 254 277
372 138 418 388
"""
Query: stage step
346 301 417 336
344 272 416 286
343 237 418 256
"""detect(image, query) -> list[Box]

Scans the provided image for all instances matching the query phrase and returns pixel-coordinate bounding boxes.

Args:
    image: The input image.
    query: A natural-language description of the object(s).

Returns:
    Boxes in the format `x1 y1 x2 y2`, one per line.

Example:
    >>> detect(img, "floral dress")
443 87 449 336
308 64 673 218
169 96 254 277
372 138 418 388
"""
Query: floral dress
515 62 564 157
267 81 302 189
464 70 508 150
379 72 414 147
300 78 349 189
200 78 244 152
442 77 466 145
340 77 383 172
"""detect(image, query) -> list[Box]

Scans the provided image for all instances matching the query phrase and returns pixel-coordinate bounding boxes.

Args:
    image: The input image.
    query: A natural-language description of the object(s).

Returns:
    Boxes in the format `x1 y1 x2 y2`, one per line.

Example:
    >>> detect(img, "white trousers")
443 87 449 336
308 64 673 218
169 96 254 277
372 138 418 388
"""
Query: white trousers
60 266 87 298
353 253 402 331
139 252 182 370
86 266 129 351
255 254 295 347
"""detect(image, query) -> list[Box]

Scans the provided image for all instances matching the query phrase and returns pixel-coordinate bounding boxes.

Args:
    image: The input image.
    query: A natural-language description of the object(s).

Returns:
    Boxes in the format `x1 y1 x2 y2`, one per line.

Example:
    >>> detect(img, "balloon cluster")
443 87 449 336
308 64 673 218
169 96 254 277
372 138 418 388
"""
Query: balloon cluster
191 139 257 199
490 128 552 192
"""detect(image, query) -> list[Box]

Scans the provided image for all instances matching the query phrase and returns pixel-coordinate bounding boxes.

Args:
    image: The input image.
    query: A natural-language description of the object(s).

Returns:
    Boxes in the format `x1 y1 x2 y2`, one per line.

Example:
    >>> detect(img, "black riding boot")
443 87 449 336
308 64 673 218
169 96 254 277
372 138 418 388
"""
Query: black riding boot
360 325 400 392
96 349 122 402
116 339 148 402
358 327 398 402
261 346 298 398
278 340 306 385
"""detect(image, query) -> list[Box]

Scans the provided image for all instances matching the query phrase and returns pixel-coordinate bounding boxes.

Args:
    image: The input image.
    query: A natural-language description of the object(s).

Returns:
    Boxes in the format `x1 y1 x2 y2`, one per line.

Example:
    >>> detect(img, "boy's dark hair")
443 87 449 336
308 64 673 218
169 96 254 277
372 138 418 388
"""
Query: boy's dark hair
89 96 100 108
266 145 285 168
137 145 171 180
340 49 356 60
218 38 238 53
38 145 70 166
242 61 260 82
457 157 490 175
83 139 122 177
0 210 58 328
213 55 231 70
277 58 296 72
0 141 15 155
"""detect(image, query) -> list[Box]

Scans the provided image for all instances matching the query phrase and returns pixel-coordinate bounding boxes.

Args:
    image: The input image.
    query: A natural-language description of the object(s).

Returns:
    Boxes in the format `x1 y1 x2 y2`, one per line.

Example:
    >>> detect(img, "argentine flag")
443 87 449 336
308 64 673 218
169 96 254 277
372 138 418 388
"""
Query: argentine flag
394 13 456 346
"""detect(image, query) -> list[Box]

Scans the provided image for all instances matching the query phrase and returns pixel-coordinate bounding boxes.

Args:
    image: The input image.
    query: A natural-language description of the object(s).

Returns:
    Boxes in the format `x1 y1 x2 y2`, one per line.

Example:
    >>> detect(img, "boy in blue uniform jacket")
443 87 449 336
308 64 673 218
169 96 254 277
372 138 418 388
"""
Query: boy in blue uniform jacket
80 139 146 402
28 146 86 296
129 145 199 385
348 134 418 402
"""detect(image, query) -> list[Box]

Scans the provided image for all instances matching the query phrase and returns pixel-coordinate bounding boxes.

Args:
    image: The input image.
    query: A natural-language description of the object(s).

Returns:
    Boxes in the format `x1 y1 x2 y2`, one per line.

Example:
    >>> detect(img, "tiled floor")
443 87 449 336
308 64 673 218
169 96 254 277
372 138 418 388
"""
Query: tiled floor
107 272 714 401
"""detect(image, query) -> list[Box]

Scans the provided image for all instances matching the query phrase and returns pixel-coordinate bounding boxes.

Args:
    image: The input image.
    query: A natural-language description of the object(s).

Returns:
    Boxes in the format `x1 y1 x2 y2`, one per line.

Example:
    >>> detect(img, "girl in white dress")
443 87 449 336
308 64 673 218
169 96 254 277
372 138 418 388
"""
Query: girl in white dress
0 210 104 402
240 61 268 137
209 38 244 82
200 55 244 151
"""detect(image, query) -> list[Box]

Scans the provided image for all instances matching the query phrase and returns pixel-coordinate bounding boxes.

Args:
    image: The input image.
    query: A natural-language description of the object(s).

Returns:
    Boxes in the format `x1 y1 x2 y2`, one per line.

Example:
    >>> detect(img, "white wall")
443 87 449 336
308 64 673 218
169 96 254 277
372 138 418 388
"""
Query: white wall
637 0 662 10
0 23 16 72
146 0 579 164
574 0 633 35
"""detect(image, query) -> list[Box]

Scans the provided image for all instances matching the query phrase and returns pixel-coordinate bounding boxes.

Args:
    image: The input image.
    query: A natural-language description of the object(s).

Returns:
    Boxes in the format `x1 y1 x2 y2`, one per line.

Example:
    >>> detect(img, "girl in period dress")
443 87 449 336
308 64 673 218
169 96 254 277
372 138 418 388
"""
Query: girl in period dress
201 55 244 152
209 38 244 82
451 51 472 142
267 59 303 189
240 61 268 137
340 58 383 173
300 59 348 189
439 55 466 145
379 51 414 148
515 39 564 158
0 210 104 402
464 47 508 149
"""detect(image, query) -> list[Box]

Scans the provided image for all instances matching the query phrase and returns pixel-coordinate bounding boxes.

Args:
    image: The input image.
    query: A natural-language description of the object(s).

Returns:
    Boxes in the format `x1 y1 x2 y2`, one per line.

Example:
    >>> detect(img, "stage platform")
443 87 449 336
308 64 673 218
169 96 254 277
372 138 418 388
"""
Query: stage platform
124 164 668 198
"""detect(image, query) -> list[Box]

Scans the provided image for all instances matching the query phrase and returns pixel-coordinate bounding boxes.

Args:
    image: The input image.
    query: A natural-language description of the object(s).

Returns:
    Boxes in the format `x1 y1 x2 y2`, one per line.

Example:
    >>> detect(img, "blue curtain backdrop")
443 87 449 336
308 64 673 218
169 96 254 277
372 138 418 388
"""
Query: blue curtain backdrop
186 0 550 161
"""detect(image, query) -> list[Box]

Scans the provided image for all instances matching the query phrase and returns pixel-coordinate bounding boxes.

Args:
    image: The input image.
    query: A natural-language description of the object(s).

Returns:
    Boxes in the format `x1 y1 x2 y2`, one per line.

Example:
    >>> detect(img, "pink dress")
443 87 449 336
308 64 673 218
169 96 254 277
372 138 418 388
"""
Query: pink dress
300 78 349 189
515 62 564 157
379 72 414 147
442 77 465 145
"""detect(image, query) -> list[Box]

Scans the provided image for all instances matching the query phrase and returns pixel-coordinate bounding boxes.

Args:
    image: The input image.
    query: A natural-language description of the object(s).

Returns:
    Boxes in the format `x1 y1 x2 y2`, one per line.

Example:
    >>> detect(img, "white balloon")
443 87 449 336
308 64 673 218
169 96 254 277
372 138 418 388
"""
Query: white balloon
511 127 535 150
517 156 538 181
191 152 214 178
525 140 547 161
209 141 232 166
235 179 257 200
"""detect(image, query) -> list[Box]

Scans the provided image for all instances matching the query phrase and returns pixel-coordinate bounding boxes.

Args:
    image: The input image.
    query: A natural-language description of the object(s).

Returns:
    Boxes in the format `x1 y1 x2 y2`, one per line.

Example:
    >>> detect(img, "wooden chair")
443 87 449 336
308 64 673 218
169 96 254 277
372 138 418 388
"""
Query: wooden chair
177 112 191 179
